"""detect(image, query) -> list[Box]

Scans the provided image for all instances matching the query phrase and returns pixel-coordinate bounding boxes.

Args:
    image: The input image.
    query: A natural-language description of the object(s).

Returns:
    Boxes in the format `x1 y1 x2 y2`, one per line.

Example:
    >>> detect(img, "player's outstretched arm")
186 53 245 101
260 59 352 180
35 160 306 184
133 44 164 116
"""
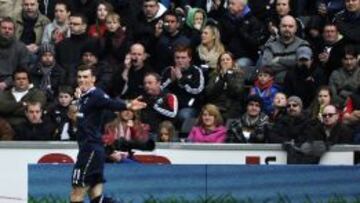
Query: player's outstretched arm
127 96 147 111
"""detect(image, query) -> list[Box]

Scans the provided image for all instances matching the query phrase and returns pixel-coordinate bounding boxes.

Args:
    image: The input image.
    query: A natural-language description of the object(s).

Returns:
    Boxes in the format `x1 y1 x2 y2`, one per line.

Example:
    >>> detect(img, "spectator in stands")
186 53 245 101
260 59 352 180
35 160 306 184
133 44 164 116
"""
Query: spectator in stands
161 45 205 125
101 13 132 67
153 11 191 73
219 0 266 67
38 0 57 20
0 117 15 140
306 104 353 144
261 15 309 84
196 24 225 71
110 43 152 99
183 7 207 47
41 0 71 45
14 101 56 140
0 68 46 127
70 0 100 25
249 66 280 115
266 0 305 40
132 0 167 52
187 104 227 143
329 45 360 107
56 13 96 84
48 86 76 141
268 96 312 143
141 72 178 134
283 46 326 108
269 92 288 123
30 43 65 103
307 86 333 122
0 17 30 91
206 51 246 120
88 1 113 38
227 95 269 143
158 120 178 142
102 109 150 163
0 0 22 18
14 0 50 54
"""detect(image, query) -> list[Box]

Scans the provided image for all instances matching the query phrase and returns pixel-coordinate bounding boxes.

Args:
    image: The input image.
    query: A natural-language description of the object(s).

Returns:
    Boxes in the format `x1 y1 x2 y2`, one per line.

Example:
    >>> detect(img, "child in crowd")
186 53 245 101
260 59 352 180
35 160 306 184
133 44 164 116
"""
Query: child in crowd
48 86 75 140
158 121 177 142
250 66 280 115
187 104 227 143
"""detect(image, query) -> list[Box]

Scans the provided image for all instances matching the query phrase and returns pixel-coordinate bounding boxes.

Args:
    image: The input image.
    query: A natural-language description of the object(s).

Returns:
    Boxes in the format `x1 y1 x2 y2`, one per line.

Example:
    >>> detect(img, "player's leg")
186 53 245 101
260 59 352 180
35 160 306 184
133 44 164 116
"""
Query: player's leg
70 186 88 202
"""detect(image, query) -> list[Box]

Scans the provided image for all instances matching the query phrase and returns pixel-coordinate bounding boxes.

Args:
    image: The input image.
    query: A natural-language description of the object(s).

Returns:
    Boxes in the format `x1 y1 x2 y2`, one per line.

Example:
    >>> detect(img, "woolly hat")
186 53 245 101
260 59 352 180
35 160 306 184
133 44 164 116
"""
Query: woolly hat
39 43 55 56
287 96 303 108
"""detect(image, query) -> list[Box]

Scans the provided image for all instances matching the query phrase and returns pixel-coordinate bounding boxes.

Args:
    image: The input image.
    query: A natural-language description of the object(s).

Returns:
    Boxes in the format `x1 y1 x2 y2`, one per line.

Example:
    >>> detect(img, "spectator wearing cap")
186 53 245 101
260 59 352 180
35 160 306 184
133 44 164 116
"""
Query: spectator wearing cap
268 95 312 143
261 15 309 84
249 66 280 115
218 0 267 67
283 46 326 108
227 95 269 143
30 43 65 103
329 45 360 108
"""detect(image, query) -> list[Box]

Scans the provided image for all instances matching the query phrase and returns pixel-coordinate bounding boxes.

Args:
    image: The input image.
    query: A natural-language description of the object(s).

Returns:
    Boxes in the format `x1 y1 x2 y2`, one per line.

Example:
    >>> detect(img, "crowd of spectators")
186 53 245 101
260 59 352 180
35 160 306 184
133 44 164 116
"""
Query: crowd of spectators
0 0 359 162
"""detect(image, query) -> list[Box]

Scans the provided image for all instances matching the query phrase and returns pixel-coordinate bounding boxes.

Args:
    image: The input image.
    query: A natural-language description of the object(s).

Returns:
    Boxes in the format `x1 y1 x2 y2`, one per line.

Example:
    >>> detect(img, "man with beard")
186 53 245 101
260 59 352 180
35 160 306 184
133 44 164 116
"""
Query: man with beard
261 15 309 84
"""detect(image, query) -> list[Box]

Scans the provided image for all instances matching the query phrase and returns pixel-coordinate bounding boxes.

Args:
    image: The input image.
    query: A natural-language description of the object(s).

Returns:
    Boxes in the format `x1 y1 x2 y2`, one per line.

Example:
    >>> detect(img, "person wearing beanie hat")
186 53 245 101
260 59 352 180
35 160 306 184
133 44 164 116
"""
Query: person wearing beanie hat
30 43 65 103
227 95 269 143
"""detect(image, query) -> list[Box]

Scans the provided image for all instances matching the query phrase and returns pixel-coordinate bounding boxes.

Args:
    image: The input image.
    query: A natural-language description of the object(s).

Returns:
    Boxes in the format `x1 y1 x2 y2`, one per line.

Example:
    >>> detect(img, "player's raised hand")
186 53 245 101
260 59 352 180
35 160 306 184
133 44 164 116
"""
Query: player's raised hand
128 96 147 110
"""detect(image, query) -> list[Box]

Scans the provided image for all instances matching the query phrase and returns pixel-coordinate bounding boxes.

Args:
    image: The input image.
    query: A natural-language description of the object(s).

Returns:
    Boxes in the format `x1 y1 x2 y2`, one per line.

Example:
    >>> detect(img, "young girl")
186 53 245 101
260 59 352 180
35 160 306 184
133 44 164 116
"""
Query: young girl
187 104 227 143
88 1 113 38
250 66 280 115
308 86 332 121
158 120 177 142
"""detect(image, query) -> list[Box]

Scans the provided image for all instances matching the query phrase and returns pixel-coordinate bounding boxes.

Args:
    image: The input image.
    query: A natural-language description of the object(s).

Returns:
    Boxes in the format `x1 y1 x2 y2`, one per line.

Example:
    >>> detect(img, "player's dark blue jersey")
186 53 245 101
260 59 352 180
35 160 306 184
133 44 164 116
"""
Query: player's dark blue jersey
75 87 127 149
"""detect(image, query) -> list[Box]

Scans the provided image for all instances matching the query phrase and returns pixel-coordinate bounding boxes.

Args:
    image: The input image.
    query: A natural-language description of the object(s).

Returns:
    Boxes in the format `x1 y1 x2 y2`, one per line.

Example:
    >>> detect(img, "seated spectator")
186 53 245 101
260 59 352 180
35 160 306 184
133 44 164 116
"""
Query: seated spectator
261 15 309 84
205 51 246 120
269 92 288 123
306 104 353 144
284 46 326 108
30 43 65 103
0 117 15 140
140 72 178 134
183 7 207 47
41 0 71 45
102 109 150 163
0 68 46 127
101 12 132 67
343 86 360 143
158 120 178 142
195 24 225 71
227 95 269 143
14 101 56 140
161 45 205 125
268 96 312 143
307 86 333 122
249 66 280 115
47 86 76 140
88 1 113 38
187 104 227 143
329 45 360 107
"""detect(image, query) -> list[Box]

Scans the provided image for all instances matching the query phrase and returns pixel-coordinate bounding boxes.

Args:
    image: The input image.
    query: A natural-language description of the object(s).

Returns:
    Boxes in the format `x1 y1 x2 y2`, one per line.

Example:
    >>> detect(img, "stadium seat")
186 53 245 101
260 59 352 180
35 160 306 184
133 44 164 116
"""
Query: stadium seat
133 155 171 164
38 153 74 164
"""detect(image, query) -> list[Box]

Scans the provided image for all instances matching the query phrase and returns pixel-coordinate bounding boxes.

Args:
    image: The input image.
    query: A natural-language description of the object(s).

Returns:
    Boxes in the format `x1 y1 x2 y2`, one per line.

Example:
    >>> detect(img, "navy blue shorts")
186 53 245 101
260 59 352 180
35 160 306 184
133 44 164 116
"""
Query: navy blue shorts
72 148 106 187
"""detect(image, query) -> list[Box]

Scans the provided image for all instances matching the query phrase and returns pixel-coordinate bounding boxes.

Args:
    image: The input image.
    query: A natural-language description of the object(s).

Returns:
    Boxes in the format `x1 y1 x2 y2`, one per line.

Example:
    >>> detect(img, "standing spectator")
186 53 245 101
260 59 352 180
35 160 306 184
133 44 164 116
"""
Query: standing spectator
153 11 191 73
261 15 309 84
30 43 65 103
187 104 227 143
0 68 46 127
161 45 205 124
283 46 326 108
141 72 178 134
219 0 266 67
41 0 71 45
110 43 152 99
88 1 113 38
249 66 280 115
0 17 30 91
14 0 50 54
206 51 246 120
14 101 56 140
196 24 225 71
329 45 360 107
227 95 269 143
307 86 333 122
